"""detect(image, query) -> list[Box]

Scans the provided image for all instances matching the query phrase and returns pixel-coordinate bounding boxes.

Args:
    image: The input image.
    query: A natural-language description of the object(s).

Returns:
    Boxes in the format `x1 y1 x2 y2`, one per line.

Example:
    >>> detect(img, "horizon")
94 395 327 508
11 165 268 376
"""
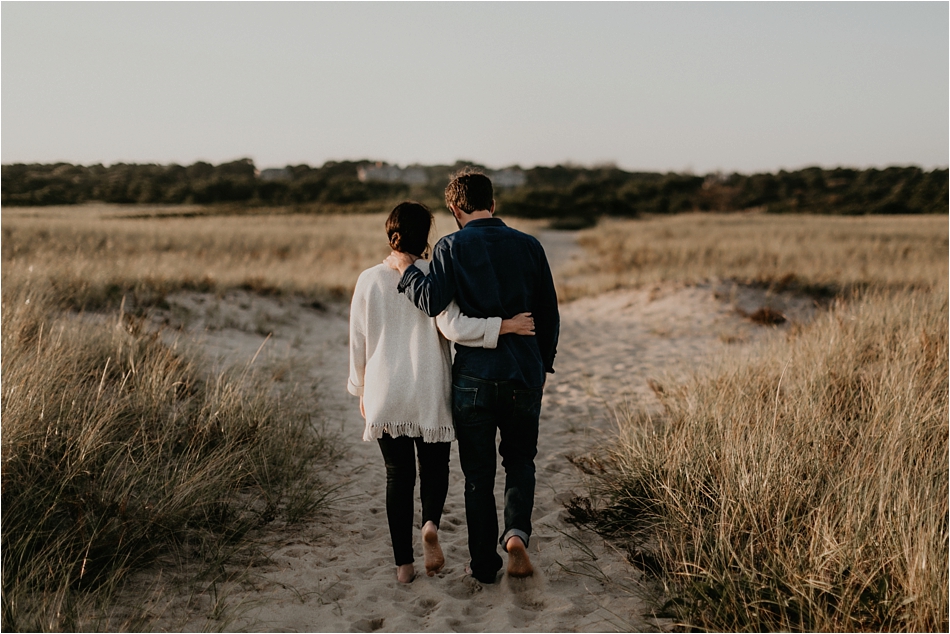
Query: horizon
3 157 946 177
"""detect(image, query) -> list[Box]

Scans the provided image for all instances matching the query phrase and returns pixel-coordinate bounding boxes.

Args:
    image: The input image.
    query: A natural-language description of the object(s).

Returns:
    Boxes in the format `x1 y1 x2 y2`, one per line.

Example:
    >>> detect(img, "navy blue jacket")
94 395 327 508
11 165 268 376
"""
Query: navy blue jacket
397 218 559 388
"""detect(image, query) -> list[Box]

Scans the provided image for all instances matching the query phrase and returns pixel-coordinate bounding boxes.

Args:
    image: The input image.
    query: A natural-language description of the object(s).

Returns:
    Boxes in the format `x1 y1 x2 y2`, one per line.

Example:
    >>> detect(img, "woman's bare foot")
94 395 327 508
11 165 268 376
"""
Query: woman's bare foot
396 563 415 584
422 521 445 576
506 536 534 578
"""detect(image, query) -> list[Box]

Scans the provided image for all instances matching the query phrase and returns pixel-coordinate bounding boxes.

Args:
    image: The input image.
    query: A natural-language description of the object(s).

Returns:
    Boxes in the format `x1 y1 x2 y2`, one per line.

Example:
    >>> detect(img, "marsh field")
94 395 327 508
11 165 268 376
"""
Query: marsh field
2 204 947 632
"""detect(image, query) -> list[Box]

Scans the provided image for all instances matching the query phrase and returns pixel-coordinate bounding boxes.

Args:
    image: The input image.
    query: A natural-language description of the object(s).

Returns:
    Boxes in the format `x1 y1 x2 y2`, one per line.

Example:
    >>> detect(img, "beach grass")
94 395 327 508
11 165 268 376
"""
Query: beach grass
559 212 947 299
1 250 339 631
1 204 546 314
567 213 948 631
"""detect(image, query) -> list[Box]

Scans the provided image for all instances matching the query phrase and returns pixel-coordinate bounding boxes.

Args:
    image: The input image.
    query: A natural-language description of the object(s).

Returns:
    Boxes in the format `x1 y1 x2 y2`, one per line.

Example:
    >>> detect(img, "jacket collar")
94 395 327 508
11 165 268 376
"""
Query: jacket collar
463 217 506 230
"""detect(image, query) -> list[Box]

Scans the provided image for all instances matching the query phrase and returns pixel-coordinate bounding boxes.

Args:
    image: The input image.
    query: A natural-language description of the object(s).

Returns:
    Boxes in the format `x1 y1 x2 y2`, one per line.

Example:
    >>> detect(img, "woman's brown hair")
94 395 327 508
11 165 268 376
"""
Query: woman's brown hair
386 201 433 258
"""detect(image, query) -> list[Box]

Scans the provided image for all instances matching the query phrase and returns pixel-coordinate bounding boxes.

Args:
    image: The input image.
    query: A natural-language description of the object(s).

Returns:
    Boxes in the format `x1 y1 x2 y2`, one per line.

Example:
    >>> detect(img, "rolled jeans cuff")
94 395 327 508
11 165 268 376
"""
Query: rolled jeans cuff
501 529 530 551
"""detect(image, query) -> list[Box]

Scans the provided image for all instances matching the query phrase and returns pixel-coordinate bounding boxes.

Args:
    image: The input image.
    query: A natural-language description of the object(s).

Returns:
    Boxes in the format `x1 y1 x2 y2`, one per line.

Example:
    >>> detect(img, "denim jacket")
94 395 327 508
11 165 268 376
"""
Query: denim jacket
398 218 559 388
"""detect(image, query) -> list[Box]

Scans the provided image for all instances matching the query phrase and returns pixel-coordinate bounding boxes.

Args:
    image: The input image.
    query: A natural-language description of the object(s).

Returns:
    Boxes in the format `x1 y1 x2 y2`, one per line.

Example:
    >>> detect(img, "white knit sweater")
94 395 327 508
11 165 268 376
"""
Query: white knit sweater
347 261 502 443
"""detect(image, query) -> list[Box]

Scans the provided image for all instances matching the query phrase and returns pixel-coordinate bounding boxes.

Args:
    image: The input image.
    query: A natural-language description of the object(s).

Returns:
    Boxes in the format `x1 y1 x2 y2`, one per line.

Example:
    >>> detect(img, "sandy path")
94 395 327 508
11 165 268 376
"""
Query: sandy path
141 232 814 632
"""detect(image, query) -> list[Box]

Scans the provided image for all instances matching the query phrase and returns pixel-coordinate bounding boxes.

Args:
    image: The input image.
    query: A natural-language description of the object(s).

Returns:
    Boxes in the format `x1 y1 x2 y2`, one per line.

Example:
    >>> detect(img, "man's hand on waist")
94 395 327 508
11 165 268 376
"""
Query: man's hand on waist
500 312 535 336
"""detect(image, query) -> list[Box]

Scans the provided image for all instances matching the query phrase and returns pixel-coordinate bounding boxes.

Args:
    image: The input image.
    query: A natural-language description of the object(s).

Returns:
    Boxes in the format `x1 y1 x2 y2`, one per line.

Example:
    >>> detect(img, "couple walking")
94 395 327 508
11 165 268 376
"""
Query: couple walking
347 170 559 584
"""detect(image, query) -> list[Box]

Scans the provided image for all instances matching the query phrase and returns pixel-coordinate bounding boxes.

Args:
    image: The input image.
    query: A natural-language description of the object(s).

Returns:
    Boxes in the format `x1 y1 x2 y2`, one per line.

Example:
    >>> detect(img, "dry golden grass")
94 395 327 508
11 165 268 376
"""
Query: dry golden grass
2 279 339 631
2 206 396 310
1 207 349 631
565 213 949 631
561 212 948 299
584 287 949 631
1 205 546 311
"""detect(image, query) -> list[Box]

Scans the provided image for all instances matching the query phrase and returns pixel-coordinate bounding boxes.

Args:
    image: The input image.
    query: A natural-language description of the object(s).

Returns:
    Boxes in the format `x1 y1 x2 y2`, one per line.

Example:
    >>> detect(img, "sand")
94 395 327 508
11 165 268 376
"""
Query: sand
133 231 816 632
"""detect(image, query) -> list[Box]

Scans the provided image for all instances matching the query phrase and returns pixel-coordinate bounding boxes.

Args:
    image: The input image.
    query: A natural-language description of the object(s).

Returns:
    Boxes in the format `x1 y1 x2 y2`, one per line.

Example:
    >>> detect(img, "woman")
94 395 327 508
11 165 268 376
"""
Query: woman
347 201 534 584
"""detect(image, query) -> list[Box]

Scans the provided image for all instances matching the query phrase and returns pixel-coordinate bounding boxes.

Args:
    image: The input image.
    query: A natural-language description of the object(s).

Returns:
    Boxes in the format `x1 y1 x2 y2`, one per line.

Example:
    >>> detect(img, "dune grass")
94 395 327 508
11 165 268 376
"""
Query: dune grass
560 212 948 299
1 206 394 312
1 204 546 313
567 213 948 631
1 269 337 631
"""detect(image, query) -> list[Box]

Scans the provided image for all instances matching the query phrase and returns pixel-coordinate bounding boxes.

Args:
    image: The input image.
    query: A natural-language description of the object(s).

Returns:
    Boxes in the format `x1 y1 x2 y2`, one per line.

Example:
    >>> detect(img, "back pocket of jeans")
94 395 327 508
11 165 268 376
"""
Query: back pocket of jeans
452 386 478 416
512 389 542 419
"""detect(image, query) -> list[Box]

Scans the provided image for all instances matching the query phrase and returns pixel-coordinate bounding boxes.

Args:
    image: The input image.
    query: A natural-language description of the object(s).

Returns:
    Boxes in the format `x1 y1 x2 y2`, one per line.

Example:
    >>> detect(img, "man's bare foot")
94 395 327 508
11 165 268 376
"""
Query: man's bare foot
396 563 415 584
506 536 534 578
422 521 445 576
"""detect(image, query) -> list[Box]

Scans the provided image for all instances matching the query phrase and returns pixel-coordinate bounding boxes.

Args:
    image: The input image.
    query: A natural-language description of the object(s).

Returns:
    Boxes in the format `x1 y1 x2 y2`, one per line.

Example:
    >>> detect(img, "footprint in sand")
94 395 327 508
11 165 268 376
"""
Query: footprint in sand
429 596 490 633
445 617 481 633
320 581 354 603
507 607 542 629
445 574 484 600
512 594 546 613
461 603 490 619
440 523 458 534
359 527 382 540
350 616 385 632
507 573 546 612
408 596 441 618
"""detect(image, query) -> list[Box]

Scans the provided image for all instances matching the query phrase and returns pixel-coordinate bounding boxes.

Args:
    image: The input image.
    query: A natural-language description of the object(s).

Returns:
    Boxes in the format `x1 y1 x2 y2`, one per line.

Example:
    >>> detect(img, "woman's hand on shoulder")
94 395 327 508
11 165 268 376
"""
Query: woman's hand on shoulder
500 312 535 336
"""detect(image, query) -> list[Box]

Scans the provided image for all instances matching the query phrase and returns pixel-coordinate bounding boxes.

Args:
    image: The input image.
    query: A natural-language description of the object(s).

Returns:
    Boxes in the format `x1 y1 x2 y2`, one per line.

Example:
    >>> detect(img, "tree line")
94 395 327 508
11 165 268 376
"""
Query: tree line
2 159 946 218
0 159 406 207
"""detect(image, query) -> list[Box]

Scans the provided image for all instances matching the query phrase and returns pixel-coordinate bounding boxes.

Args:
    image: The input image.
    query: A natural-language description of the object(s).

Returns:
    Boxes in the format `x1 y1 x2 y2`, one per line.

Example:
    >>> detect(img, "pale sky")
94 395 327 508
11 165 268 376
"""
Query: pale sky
2 2 947 174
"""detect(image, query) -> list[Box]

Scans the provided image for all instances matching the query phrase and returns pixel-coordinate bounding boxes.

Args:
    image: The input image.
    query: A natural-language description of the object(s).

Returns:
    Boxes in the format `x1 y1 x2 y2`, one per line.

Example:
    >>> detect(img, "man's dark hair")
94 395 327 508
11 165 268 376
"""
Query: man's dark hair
386 201 433 258
445 169 494 214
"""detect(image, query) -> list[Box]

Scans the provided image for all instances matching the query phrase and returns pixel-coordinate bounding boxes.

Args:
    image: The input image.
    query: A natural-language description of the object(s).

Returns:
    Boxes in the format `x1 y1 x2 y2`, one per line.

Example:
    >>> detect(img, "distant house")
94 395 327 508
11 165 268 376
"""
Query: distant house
258 168 291 181
357 163 428 186
488 168 526 189
702 171 729 189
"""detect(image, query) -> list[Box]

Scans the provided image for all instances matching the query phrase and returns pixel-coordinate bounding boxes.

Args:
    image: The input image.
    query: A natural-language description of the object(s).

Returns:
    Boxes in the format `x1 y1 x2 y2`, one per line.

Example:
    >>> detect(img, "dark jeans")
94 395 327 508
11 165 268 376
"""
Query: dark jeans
452 373 542 583
376 433 450 566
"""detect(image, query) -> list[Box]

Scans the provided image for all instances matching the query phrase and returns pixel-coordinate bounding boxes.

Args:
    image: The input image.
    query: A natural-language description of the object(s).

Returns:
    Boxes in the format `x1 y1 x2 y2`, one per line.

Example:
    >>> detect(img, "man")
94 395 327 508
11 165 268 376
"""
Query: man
385 170 559 584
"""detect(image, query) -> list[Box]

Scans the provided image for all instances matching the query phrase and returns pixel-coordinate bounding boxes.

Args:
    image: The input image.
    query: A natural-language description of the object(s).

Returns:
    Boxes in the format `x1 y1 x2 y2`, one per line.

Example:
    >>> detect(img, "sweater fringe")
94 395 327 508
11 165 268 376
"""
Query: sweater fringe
363 422 455 444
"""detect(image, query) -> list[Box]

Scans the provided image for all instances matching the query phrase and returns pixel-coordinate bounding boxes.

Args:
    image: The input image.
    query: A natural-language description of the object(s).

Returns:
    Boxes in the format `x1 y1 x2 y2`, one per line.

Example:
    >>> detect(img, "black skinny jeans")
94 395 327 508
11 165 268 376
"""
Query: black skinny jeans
376 433 450 566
